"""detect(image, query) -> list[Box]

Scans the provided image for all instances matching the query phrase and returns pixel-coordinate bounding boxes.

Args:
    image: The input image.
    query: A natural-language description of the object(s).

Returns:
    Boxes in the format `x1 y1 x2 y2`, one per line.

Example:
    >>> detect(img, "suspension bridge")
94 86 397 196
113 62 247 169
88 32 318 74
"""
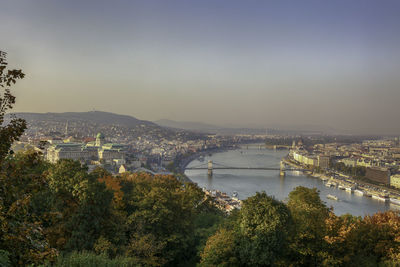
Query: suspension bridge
185 160 306 177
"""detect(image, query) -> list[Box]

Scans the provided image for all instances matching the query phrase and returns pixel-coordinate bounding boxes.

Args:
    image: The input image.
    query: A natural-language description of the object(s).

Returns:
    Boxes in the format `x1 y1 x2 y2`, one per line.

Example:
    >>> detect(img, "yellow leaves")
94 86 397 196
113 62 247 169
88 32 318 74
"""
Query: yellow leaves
324 213 348 244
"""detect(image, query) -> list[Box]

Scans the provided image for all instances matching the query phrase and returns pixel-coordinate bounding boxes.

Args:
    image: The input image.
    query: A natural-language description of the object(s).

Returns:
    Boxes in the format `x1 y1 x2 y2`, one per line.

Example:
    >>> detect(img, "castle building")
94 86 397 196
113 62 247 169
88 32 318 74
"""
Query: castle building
46 133 126 164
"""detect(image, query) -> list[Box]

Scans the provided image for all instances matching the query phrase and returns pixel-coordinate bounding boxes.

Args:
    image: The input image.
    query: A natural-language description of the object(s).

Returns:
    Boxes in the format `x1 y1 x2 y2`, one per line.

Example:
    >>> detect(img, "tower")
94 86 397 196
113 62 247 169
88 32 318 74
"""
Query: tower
65 121 69 136
280 161 286 177
95 133 105 147
208 160 213 177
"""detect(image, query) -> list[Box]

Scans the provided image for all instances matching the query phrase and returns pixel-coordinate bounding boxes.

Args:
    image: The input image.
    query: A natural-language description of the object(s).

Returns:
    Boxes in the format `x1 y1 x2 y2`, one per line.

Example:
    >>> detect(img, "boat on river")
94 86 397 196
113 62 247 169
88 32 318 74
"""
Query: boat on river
325 180 338 187
354 189 364 196
327 194 339 201
390 198 400 206
372 194 389 202
345 186 354 193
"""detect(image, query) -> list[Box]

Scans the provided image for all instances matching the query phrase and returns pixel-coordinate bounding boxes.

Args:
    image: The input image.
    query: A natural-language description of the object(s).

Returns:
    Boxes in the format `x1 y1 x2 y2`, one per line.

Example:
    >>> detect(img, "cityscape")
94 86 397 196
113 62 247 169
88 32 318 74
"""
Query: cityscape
2 0 400 266
9 110 400 213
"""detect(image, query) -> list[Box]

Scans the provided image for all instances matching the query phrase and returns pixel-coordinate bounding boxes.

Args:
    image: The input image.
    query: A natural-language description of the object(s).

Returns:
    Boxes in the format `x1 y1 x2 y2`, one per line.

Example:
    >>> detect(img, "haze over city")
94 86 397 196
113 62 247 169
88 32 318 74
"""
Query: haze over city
1 0 400 134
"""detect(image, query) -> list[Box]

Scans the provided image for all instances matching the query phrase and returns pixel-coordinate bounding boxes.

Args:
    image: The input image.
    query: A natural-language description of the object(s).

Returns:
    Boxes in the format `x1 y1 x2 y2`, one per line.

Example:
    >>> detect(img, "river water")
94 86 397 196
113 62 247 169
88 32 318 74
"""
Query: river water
185 147 396 216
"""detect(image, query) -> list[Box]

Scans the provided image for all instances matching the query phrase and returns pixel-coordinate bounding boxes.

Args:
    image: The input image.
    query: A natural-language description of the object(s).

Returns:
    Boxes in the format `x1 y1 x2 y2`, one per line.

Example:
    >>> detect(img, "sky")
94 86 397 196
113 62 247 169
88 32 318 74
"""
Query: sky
1 0 400 134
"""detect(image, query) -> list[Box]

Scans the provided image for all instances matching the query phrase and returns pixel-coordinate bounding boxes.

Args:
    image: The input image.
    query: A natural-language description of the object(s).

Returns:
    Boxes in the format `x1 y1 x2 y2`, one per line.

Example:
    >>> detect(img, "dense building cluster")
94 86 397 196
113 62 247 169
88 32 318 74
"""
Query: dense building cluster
288 138 400 187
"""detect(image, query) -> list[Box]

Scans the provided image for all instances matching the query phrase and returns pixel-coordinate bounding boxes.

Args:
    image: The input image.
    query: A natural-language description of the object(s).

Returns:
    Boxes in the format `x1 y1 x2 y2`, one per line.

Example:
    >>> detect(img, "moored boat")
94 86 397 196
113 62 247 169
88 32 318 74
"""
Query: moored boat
354 189 364 196
372 194 389 202
345 187 354 193
390 198 400 206
327 194 338 201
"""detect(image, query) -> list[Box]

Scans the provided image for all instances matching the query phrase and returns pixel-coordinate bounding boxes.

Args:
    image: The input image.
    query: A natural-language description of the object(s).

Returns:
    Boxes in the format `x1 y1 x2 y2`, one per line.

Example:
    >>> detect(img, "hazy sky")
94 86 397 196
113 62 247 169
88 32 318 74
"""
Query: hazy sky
1 0 400 134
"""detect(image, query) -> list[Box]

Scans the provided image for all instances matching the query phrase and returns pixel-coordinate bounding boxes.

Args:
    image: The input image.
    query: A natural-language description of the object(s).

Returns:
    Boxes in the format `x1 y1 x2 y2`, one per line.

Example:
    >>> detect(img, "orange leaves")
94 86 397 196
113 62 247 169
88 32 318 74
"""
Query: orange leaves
99 176 124 205
324 212 358 245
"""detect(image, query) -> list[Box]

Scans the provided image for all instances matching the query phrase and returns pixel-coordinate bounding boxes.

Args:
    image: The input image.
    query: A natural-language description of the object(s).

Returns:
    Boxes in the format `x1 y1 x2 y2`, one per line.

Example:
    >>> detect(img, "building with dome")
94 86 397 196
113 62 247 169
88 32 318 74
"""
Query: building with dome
46 133 127 165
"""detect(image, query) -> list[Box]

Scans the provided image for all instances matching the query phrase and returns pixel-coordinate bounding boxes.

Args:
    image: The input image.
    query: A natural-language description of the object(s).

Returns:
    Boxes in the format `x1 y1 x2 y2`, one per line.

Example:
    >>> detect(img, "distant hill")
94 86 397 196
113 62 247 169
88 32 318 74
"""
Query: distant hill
155 119 343 135
155 119 267 135
7 111 156 127
155 119 222 132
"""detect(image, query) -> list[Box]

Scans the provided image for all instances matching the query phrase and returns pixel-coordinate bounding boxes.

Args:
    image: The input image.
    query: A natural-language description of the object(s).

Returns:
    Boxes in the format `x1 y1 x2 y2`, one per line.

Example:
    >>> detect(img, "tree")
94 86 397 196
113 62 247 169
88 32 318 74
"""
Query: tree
287 186 330 266
0 151 57 265
44 159 126 253
64 179 115 252
237 192 292 266
0 51 26 164
121 173 203 266
200 228 238 267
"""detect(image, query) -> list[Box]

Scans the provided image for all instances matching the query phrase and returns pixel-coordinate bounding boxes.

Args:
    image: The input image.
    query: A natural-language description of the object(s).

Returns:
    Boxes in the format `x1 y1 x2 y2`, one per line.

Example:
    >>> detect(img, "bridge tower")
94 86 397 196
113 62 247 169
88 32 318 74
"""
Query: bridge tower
280 161 286 177
208 160 213 177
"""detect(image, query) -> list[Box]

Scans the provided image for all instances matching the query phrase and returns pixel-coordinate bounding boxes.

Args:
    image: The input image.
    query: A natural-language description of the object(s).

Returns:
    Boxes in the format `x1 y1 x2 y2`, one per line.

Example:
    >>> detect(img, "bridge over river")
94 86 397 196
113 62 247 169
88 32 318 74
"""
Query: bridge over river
185 160 306 177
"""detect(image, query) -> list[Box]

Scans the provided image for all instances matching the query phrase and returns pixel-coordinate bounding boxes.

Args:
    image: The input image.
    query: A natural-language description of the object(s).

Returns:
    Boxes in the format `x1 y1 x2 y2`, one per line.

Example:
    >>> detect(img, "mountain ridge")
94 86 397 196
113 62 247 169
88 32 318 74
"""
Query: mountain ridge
6 111 156 127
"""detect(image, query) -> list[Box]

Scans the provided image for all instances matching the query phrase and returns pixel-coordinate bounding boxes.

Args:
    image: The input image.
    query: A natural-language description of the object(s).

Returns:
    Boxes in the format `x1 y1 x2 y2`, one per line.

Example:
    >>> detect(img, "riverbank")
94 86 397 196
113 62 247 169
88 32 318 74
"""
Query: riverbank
283 156 400 207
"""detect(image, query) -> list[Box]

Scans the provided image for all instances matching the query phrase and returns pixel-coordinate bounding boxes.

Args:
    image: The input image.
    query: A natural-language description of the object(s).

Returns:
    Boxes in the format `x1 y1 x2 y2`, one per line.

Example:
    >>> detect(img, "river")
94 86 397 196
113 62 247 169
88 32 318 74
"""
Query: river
185 147 397 216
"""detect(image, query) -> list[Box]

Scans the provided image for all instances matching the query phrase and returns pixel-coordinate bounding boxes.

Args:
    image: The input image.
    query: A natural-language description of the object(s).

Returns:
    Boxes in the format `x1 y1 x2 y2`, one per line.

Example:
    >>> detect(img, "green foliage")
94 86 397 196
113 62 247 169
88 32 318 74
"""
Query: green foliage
0 151 57 265
90 166 112 178
4 151 400 267
200 229 238 267
64 180 114 252
0 250 11 267
237 192 292 266
47 159 90 200
0 51 26 163
332 162 366 178
122 174 203 265
287 186 330 266
54 251 138 267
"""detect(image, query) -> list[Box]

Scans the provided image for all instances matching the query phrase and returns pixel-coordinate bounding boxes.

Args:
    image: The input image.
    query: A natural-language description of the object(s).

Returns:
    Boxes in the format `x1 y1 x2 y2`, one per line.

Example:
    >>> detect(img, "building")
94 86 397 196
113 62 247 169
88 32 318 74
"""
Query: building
365 167 390 185
341 157 357 167
46 133 127 165
390 174 400 189
119 164 128 174
46 143 88 163
292 150 317 167
318 155 330 169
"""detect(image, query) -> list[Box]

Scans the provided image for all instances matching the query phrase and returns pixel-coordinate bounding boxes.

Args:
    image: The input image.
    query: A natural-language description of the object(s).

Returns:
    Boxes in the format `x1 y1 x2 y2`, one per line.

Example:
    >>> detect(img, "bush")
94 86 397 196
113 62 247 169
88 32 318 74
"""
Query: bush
0 250 11 267
54 251 138 267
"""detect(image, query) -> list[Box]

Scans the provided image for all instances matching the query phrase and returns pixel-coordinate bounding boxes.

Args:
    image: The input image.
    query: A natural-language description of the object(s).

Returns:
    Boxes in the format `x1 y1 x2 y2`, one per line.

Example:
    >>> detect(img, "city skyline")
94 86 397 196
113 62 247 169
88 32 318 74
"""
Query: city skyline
2 0 400 134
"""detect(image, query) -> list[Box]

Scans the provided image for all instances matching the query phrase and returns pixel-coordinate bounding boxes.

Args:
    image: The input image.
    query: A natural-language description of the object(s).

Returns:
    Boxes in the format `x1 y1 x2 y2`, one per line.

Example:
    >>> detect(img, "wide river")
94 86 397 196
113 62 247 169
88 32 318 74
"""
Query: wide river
185 147 397 216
